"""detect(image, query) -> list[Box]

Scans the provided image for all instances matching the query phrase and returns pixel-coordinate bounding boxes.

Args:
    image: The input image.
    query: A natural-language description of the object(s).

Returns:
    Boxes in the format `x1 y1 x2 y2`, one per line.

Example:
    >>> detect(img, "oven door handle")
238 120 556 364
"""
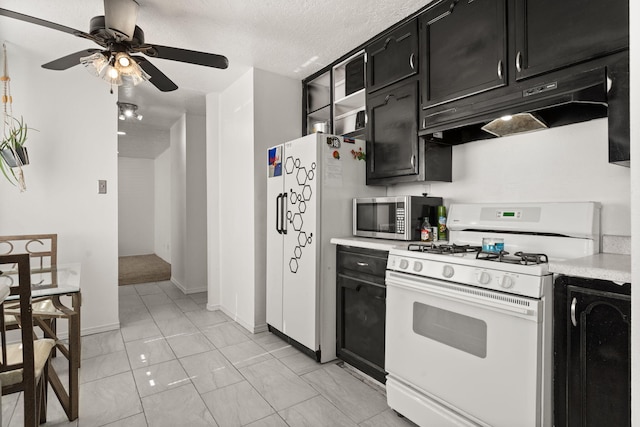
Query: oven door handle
386 272 540 320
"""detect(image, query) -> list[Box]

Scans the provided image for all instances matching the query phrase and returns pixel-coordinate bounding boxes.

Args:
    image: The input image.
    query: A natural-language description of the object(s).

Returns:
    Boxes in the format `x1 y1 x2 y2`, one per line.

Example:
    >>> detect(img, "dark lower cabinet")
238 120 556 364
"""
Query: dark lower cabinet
337 245 388 383
554 276 631 427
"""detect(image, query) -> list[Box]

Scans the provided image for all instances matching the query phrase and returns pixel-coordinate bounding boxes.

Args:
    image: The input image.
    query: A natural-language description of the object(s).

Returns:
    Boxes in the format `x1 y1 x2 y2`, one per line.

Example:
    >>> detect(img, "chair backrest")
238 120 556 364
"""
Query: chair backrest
0 234 57 270
0 253 36 392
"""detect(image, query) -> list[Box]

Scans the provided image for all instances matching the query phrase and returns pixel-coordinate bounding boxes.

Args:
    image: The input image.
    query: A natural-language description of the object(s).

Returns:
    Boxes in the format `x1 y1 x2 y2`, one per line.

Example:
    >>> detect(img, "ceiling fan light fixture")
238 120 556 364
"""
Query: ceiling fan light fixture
114 53 150 87
80 52 109 77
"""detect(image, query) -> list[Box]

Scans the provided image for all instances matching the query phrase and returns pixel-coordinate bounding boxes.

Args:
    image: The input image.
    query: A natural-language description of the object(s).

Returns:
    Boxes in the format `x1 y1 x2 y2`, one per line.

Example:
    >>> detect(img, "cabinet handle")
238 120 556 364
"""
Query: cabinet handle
410 53 415 70
497 60 503 80
570 297 578 327
356 262 369 267
516 51 522 73
384 94 395 105
411 155 416 168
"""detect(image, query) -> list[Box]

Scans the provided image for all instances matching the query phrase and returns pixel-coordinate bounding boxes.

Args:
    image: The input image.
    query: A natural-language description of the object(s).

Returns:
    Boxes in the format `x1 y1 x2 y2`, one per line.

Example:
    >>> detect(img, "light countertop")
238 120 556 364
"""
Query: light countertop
330 236 422 252
549 253 631 283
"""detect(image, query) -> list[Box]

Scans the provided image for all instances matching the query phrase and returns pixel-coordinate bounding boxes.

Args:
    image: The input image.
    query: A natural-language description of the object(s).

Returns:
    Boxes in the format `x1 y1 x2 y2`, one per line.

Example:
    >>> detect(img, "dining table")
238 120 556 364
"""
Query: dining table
0 263 81 421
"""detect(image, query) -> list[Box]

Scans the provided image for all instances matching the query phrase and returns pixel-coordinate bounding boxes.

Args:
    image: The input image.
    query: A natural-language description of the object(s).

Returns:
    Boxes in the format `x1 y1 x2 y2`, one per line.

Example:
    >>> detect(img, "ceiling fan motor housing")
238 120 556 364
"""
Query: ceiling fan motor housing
90 16 145 47
103 0 139 41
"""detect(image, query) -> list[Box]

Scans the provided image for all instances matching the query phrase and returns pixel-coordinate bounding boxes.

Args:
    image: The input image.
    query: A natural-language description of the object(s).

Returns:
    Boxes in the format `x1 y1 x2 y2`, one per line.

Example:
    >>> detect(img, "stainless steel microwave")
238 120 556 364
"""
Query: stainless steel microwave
353 196 443 240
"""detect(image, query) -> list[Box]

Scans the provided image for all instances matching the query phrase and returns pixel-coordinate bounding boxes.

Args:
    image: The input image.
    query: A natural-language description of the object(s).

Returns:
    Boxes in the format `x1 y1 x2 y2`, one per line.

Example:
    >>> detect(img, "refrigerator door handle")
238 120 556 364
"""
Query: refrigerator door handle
281 192 288 234
275 193 282 234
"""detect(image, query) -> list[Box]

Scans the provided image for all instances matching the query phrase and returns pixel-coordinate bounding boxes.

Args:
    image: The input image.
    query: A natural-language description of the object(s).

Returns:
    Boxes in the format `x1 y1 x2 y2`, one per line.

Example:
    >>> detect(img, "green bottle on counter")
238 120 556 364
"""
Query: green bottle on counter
437 205 447 241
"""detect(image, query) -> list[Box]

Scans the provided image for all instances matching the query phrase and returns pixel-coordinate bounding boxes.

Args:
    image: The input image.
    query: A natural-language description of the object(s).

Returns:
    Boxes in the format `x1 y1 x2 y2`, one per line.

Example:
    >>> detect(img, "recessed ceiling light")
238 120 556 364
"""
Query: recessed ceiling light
117 131 126 135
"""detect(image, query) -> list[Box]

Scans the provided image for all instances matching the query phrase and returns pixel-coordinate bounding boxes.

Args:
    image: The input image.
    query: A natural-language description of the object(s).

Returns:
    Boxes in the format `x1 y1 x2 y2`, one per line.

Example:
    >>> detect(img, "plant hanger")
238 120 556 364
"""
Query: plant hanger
1 43 29 192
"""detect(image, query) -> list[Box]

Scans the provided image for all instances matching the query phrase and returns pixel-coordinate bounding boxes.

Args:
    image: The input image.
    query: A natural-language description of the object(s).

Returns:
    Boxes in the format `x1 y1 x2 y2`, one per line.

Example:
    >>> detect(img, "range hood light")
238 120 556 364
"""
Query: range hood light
481 112 548 137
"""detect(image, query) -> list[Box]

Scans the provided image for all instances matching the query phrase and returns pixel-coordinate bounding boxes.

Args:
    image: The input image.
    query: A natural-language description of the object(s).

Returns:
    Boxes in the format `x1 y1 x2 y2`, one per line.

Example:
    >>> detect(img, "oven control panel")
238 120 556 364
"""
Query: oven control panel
386 253 549 299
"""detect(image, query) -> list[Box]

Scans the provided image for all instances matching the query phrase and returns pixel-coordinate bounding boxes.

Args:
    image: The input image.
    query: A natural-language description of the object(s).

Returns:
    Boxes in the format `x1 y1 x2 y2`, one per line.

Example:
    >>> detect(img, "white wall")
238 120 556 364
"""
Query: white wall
185 114 208 293
154 148 171 262
169 113 207 294
252 69 303 327
0 23 119 335
205 93 221 310
215 68 301 331
170 116 187 290
629 4 638 425
389 119 631 235
118 157 155 256
218 70 256 328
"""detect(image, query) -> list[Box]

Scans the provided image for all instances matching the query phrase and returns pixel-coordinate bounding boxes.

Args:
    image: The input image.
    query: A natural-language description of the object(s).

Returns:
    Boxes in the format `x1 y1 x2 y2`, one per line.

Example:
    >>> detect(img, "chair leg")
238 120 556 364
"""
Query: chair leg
38 363 49 424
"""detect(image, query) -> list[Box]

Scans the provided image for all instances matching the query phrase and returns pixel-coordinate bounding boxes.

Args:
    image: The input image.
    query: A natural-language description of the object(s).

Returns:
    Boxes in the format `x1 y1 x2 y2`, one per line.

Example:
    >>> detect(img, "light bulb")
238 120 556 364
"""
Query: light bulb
500 115 513 121
124 109 133 117
118 55 131 67
119 113 126 120
108 67 120 79
136 114 143 121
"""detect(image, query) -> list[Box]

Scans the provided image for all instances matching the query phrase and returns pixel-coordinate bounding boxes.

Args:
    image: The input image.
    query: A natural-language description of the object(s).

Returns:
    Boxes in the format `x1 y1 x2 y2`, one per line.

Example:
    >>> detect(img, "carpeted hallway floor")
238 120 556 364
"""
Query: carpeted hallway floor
118 254 171 286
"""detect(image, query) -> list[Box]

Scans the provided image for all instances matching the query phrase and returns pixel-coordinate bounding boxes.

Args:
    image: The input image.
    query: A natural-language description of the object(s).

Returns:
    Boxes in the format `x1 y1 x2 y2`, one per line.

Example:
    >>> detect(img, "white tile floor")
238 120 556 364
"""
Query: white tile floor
2 281 418 427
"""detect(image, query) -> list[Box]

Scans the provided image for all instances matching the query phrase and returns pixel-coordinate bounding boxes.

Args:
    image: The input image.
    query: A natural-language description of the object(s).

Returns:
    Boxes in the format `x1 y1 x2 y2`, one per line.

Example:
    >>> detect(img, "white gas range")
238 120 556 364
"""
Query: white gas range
384 202 600 427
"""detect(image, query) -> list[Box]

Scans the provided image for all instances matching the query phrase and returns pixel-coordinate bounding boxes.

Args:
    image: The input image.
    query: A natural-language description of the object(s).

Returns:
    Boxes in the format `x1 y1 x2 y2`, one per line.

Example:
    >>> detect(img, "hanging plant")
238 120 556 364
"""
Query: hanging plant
1 43 36 192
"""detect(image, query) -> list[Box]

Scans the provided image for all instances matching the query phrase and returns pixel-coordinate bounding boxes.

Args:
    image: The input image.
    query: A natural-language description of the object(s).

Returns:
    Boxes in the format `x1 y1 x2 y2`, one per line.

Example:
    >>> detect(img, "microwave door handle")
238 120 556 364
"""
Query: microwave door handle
281 193 288 234
275 194 282 234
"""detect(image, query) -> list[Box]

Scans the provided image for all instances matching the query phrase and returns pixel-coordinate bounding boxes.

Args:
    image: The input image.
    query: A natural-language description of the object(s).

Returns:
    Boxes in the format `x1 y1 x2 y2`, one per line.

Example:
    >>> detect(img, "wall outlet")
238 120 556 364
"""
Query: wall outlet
98 180 107 194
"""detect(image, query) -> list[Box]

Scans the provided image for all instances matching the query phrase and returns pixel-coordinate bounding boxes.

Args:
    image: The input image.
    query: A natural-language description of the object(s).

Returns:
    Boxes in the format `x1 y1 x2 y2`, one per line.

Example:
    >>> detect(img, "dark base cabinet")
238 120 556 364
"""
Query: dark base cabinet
336 246 388 383
554 275 631 427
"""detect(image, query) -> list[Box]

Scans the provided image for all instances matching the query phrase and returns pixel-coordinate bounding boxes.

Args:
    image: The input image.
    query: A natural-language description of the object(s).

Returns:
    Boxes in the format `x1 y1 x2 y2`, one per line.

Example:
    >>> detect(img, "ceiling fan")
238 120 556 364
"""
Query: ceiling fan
0 0 229 92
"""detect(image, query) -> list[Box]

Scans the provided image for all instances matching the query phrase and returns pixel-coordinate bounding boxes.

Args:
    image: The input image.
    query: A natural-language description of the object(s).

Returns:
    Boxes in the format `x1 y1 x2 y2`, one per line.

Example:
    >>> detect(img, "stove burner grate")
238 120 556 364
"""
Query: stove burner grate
476 250 549 265
408 243 482 254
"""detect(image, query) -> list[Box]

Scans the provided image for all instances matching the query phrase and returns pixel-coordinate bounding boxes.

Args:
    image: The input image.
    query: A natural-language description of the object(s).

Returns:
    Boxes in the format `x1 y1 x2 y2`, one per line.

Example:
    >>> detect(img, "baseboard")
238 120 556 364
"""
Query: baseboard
81 322 121 337
206 303 220 311
170 277 207 295
218 306 266 334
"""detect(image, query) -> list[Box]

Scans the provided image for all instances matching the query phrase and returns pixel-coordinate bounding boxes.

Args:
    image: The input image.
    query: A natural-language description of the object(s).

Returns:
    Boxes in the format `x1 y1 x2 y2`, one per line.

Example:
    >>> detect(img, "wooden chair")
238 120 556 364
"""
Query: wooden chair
0 253 56 426
0 234 65 353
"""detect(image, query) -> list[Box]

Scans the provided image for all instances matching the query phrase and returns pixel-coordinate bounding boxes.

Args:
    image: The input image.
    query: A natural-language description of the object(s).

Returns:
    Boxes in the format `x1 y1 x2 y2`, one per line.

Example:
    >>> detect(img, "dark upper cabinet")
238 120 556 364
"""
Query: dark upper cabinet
513 0 629 81
367 79 419 182
366 19 419 94
366 79 451 185
554 276 631 427
420 0 507 109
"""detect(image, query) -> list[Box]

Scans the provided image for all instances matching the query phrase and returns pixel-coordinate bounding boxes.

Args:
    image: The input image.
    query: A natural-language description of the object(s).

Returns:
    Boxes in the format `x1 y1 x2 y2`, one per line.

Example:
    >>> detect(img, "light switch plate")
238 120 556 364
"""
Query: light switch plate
98 180 107 194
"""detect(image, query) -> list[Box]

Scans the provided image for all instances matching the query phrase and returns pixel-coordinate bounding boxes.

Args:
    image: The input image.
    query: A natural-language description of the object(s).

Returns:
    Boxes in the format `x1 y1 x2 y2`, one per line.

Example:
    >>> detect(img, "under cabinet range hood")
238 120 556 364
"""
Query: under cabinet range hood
420 53 629 166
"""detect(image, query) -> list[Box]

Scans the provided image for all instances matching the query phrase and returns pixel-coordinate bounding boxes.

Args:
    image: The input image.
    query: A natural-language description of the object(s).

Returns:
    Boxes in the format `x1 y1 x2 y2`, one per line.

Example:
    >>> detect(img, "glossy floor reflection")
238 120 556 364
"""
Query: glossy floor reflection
2 281 418 427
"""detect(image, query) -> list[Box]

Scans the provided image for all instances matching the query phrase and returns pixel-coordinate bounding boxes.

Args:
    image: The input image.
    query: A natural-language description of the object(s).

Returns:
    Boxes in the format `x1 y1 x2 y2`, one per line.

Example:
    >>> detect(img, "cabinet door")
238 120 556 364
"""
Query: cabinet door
366 19 418 93
567 286 631 427
513 0 629 81
336 274 386 382
420 0 506 109
366 79 419 181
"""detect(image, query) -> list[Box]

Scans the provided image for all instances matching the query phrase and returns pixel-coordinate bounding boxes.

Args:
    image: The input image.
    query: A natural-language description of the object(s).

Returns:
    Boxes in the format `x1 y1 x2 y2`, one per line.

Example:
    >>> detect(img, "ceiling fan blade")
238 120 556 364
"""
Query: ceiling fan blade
0 8 91 38
42 49 101 70
144 44 229 69
135 57 178 92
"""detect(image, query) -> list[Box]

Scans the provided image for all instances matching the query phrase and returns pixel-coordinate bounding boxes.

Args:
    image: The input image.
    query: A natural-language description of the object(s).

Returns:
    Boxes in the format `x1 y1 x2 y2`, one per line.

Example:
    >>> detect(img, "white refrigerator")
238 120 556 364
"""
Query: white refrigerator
266 133 383 362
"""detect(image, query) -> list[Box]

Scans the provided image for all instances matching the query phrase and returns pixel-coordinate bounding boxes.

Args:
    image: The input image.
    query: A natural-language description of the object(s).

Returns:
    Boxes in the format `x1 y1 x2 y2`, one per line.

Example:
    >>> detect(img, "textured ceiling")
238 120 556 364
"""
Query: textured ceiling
0 0 432 157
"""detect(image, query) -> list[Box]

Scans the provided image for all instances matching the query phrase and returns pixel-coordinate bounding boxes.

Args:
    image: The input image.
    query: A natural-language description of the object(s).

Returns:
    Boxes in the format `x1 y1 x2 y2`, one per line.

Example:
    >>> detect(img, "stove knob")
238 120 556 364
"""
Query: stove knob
442 265 454 278
413 261 423 272
500 275 515 289
477 271 491 285
399 259 409 270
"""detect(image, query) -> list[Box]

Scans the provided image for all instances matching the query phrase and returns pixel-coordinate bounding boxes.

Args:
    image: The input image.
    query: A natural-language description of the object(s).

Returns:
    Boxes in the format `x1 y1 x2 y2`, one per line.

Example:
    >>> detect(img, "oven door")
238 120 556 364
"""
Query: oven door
385 271 544 427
